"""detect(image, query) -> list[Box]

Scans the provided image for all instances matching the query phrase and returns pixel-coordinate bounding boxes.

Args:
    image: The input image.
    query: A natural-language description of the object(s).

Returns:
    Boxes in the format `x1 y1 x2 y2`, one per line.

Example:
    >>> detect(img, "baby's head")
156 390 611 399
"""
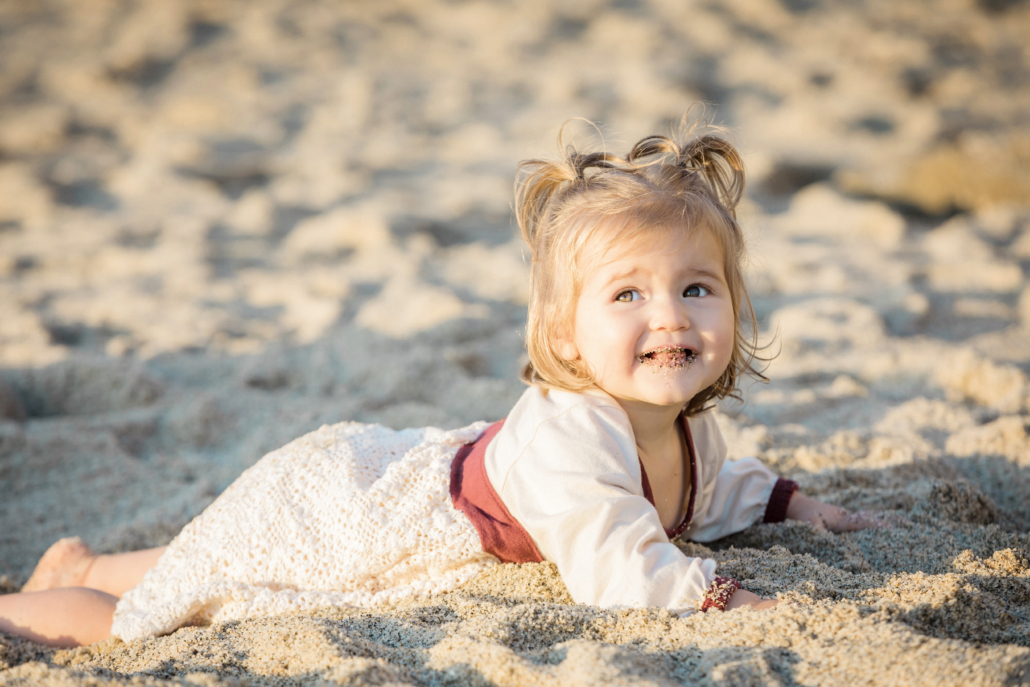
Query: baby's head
516 127 765 415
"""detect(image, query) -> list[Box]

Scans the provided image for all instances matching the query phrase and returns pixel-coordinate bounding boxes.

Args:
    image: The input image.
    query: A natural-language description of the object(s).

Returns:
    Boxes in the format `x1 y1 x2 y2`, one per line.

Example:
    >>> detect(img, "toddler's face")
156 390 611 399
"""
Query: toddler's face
558 225 735 411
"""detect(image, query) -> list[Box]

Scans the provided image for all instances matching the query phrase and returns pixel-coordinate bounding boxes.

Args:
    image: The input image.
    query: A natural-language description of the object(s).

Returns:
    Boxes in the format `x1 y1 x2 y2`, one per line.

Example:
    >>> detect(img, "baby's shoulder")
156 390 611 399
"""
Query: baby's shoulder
684 408 721 437
507 386 627 439
487 387 637 479
684 409 729 467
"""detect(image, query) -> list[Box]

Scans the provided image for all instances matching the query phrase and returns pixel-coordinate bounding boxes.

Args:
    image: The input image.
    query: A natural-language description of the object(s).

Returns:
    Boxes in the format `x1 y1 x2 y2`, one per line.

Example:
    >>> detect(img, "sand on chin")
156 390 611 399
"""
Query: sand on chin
2 0 1030 684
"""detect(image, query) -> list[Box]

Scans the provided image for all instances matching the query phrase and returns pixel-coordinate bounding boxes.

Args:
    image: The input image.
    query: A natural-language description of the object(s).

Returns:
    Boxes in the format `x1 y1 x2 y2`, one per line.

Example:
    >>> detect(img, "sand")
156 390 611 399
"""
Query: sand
1 0 1029 684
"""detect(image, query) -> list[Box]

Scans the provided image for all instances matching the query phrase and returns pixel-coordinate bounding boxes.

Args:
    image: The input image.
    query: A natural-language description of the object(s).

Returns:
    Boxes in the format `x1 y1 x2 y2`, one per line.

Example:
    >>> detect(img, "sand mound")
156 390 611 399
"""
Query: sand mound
3 544 1028 685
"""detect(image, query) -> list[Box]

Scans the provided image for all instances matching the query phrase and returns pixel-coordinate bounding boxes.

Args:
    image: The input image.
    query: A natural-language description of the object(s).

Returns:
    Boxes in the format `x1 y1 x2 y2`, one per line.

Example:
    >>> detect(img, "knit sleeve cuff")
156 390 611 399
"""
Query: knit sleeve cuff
762 478 799 523
699 576 742 613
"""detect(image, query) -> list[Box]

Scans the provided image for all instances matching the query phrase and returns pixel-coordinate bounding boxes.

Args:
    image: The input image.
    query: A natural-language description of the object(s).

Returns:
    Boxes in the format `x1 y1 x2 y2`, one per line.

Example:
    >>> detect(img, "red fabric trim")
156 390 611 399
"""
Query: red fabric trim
638 415 697 539
640 460 655 503
450 420 544 564
763 478 799 523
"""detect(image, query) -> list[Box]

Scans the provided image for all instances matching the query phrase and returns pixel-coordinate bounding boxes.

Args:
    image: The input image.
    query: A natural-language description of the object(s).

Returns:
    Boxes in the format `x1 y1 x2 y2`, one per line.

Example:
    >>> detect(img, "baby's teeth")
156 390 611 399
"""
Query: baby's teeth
638 347 695 370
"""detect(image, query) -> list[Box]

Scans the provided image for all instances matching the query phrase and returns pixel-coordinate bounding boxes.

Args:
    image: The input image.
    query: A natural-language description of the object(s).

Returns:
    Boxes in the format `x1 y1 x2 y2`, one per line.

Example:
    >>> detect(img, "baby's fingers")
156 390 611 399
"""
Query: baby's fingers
832 510 907 532
879 512 911 528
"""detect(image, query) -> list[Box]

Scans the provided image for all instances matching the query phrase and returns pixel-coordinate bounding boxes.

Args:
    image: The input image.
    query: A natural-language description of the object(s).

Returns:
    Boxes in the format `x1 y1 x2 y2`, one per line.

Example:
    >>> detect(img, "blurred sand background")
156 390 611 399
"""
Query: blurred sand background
1 0 1030 684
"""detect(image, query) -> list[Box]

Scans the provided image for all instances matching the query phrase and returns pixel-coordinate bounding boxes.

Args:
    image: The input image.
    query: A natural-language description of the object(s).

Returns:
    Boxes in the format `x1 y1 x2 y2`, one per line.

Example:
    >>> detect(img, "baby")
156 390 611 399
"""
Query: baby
3 124 889 647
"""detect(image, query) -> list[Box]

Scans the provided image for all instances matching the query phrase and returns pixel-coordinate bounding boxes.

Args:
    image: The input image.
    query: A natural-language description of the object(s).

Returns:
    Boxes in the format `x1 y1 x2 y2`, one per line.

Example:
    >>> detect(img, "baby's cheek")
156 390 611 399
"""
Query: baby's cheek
705 320 734 354
704 327 735 378
715 309 737 357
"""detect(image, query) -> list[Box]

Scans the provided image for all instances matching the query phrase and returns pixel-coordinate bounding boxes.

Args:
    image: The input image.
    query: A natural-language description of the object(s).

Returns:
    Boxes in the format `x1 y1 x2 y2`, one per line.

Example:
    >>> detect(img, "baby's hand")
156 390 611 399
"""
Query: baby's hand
786 492 905 533
725 589 778 611
829 509 908 532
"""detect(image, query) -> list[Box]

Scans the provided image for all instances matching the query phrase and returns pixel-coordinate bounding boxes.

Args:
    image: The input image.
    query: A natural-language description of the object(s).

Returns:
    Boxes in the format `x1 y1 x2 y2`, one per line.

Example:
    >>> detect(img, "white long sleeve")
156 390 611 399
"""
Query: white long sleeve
483 387 780 613
680 411 780 542
685 456 779 542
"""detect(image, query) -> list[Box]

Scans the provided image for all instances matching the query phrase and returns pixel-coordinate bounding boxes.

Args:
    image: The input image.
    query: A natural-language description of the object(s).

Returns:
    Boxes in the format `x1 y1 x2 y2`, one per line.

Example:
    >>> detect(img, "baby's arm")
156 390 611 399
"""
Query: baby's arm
726 589 778 610
785 491 899 532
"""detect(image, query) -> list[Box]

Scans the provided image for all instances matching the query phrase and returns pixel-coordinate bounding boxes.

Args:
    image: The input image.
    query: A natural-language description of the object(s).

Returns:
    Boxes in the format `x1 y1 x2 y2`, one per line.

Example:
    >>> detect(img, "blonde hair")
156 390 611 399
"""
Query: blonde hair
515 124 767 416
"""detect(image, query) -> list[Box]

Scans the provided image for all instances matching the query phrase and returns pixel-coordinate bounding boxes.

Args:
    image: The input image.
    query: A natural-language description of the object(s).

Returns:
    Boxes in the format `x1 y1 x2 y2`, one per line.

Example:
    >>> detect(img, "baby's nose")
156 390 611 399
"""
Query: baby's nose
649 297 690 330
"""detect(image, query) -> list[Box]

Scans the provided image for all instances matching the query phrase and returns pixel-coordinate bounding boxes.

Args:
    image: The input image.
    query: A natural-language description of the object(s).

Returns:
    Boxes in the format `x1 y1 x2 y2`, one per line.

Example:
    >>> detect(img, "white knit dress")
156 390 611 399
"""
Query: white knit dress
111 420 497 642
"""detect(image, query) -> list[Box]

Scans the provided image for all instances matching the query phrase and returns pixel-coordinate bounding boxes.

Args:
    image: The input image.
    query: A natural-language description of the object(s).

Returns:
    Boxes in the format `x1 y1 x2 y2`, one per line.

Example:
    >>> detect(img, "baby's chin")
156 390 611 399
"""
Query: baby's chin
646 391 701 408
617 378 705 408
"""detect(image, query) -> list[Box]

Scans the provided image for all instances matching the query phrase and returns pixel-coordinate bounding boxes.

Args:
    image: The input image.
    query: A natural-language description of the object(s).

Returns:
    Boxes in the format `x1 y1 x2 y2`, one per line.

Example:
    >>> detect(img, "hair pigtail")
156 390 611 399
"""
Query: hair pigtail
680 135 745 215
514 158 578 258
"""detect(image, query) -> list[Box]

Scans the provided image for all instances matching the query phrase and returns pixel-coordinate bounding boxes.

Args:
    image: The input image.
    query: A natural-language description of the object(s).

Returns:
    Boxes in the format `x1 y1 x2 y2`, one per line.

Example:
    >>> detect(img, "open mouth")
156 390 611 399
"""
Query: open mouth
636 345 697 370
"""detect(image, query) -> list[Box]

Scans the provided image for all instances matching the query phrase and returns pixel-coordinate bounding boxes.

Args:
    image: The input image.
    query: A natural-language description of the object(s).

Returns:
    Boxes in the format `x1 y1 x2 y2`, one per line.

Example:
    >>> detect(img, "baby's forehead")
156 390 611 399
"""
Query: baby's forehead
577 220 723 271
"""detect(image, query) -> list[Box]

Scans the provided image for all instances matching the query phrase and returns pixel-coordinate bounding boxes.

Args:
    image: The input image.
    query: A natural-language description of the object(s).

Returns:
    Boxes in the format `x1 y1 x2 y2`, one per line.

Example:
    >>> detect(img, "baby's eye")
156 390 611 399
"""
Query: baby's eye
615 289 641 302
683 284 711 298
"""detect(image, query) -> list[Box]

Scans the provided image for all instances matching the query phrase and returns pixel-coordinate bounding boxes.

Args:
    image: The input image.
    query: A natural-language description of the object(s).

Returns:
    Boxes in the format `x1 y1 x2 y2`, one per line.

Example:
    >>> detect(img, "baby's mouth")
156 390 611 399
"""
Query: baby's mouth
636 345 697 370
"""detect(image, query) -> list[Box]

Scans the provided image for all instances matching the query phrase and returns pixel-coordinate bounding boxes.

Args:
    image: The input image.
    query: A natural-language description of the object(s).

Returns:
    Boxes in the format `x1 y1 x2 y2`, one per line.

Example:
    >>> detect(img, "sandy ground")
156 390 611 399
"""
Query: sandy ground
1 0 1029 684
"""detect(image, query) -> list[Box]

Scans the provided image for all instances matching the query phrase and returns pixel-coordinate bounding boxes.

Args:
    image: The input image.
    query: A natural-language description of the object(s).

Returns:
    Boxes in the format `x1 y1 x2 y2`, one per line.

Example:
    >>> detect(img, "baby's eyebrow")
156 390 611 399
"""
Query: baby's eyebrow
689 267 725 282
603 265 725 286
597 261 725 286
603 268 643 285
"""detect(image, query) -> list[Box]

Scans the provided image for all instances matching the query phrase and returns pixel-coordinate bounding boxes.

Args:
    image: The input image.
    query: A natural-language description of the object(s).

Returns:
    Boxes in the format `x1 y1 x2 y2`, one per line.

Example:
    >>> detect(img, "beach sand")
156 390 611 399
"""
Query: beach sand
1 0 1029 684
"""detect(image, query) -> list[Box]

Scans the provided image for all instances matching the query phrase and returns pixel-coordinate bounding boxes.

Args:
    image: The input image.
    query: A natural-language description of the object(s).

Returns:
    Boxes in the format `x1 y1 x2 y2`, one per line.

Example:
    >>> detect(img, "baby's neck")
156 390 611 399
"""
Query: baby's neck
618 399 684 462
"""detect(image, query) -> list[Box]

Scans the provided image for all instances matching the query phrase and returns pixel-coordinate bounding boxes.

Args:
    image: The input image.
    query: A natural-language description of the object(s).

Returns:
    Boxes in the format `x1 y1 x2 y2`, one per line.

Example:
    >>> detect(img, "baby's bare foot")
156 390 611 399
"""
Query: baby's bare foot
21 537 97 592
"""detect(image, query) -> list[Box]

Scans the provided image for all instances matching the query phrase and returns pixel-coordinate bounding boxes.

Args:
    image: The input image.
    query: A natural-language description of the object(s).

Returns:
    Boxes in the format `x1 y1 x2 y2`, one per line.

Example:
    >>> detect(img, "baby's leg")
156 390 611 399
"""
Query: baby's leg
83 547 166 598
0 588 116 647
22 538 166 598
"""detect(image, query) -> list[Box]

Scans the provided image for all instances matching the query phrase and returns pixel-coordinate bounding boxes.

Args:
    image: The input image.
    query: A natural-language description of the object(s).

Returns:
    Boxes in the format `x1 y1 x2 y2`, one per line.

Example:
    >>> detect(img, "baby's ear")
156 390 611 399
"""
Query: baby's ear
555 336 579 361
